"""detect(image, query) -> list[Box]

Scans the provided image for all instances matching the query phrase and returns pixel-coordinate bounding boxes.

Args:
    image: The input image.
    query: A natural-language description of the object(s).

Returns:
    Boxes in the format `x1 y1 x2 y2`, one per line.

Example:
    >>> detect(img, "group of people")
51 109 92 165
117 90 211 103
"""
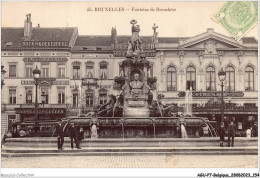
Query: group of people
55 118 84 150
218 119 258 147
218 119 236 147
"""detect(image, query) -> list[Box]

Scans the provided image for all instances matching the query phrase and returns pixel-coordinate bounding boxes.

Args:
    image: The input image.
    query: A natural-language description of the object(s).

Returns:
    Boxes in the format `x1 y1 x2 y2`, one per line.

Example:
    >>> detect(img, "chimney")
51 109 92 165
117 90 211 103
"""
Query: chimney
24 14 32 38
111 26 118 45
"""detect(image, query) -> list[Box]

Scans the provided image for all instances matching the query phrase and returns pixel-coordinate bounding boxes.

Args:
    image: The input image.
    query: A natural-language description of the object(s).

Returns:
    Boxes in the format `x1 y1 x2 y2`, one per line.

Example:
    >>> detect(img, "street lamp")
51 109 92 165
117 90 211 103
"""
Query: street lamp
218 67 226 123
1 64 6 89
32 65 41 135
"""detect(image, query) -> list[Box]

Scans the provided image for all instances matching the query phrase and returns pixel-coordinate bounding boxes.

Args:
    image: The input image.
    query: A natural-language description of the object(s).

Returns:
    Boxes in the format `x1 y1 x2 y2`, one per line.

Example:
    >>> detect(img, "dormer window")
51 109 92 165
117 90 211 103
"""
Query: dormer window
5 42 12 47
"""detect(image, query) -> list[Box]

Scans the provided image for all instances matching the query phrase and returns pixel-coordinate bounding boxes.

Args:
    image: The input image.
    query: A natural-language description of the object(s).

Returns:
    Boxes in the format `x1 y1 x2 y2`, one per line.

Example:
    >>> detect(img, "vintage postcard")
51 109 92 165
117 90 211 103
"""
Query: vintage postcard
1 1 259 177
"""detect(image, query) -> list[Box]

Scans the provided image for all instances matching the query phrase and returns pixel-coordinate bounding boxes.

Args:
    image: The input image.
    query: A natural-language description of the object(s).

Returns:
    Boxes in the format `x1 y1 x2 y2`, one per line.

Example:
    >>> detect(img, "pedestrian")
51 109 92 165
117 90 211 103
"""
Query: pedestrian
76 127 84 148
68 122 80 149
218 122 225 147
227 118 236 147
56 118 64 150
251 121 258 137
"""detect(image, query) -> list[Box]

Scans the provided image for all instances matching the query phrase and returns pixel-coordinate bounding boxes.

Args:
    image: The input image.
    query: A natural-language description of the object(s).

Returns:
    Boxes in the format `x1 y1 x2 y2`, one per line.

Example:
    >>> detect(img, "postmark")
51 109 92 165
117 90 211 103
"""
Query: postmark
213 1 258 41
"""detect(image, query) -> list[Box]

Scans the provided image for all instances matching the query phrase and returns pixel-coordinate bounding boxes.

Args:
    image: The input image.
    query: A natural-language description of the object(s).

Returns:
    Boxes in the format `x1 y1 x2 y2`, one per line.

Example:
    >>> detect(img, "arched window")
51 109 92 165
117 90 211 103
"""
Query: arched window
225 66 235 91
206 66 216 91
186 66 196 91
245 66 254 91
167 66 177 91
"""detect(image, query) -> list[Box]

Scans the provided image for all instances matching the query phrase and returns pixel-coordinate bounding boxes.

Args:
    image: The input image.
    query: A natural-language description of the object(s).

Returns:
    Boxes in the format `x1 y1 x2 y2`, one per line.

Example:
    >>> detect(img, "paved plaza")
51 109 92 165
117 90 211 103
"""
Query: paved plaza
2 155 258 168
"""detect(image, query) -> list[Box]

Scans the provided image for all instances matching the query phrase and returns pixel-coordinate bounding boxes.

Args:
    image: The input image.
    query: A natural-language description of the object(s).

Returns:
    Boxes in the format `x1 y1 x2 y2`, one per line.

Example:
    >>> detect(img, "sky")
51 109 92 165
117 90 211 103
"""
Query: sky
1 1 258 39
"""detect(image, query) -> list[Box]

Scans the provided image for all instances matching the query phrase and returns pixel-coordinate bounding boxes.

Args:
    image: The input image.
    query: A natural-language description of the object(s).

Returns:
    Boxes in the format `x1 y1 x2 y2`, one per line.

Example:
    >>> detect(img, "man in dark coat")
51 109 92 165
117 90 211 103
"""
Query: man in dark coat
68 123 80 149
218 122 226 147
251 121 258 137
56 118 64 150
76 127 84 148
227 118 236 147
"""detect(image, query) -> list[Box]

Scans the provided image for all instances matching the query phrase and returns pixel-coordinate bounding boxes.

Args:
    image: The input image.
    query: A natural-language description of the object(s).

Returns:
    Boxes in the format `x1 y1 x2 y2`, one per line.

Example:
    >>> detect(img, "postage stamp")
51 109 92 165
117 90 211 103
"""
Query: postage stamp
213 1 258 41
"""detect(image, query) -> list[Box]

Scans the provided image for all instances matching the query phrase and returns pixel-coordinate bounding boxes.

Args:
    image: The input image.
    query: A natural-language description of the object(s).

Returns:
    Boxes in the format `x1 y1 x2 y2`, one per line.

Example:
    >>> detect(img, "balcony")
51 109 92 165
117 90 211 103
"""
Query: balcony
81 78 98 87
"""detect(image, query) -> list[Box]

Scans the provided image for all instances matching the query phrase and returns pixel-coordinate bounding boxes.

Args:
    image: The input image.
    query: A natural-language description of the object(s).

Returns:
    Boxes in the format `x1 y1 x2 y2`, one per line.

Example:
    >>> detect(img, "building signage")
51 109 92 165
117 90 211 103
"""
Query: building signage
98 85 111 89
23 57 68 62
21 41 69 48
178 91 244 97
113 43 155 50
113 43 156 57
53 81 70 85
21 80 69 85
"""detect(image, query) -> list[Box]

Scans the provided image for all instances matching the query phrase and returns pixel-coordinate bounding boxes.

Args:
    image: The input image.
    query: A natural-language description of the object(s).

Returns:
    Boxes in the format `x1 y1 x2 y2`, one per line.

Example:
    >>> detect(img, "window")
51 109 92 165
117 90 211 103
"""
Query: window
225 66 235 91
73 92 78 107
57 64 66 78
41 87 49 104
186 67 196 91
86 92 94 107
73 66 80 79
58 88 65 104
99 61 108 79
99 90 107 105
25 64 33 78
86 61 94 78
245 66 254 91
9 64 16 77
42 64 49 78
167 66 177 91
9 89 16 104
206 66 216 91
26 88 32 104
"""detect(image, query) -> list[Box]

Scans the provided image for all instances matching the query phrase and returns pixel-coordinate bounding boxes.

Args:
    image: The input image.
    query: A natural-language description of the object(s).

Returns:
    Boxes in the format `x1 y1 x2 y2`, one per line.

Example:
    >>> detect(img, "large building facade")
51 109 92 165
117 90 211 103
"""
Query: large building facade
1 15 258 136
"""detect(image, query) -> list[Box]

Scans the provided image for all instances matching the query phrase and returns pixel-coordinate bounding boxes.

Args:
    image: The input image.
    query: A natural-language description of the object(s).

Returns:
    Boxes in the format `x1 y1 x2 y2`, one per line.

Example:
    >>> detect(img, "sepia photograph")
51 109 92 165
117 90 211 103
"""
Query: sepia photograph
0 1 259 177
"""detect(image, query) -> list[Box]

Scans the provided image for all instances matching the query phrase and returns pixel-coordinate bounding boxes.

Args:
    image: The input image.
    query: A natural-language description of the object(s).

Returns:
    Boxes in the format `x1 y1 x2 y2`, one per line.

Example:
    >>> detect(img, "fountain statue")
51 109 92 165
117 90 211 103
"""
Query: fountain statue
184 87 193 116
90 117 98 139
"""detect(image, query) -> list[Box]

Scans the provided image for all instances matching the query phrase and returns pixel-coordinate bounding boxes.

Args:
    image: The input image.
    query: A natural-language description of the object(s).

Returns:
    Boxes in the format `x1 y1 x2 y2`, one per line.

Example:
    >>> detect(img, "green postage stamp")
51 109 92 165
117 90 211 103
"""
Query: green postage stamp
213 1 258 41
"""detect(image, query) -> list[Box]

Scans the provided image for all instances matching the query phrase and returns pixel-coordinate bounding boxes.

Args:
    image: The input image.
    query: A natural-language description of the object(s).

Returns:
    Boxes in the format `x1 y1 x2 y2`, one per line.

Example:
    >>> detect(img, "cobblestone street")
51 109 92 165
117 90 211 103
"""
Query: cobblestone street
2 155 258 168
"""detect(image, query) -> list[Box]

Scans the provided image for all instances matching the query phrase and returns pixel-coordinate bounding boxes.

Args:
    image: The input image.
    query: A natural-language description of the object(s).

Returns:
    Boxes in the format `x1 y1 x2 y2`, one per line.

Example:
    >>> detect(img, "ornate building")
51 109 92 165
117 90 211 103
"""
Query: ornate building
1 14 258 136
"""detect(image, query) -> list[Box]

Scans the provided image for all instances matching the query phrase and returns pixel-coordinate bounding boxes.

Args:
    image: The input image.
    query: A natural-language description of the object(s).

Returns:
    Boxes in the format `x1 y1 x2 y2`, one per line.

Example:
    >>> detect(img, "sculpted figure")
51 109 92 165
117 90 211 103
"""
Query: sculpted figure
130 73 143 90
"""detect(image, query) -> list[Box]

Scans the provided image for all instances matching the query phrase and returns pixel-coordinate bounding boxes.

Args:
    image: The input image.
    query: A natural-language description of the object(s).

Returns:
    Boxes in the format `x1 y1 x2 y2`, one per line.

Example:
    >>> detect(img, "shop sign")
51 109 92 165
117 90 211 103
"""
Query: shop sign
22 41 69 48
23 57 68 62
15 108 66 115
21 80 69 85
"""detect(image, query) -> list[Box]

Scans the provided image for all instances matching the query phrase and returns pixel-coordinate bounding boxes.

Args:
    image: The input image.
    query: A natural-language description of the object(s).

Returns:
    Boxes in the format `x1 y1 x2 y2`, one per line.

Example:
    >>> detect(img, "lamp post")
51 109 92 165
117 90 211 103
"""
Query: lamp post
1 64 6 89
32 65 41 135
218 67 226 123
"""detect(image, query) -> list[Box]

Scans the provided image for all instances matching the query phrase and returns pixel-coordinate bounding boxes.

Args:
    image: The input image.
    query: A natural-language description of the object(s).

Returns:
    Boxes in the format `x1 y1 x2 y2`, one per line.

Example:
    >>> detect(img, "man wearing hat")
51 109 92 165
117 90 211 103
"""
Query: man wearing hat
68 122 80 149
56 118 64 150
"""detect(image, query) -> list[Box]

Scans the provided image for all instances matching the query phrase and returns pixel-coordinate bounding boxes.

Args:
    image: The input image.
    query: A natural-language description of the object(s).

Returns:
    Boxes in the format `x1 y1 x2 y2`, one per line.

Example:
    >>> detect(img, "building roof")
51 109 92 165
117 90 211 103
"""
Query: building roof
1 27 77 48
73 35 186 47
2 27 258 50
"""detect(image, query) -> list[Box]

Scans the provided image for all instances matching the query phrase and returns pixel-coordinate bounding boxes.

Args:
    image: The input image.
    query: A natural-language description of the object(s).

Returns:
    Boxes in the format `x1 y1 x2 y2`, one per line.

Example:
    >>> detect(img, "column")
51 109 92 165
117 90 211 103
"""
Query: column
178 50 185 91
236 51 244 82
197 51 204 91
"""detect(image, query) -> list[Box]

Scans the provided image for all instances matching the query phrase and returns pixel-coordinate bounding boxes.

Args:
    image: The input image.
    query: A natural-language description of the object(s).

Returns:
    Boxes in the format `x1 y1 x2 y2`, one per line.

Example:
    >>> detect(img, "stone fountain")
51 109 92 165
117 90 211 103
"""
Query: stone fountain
69 20 209 139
